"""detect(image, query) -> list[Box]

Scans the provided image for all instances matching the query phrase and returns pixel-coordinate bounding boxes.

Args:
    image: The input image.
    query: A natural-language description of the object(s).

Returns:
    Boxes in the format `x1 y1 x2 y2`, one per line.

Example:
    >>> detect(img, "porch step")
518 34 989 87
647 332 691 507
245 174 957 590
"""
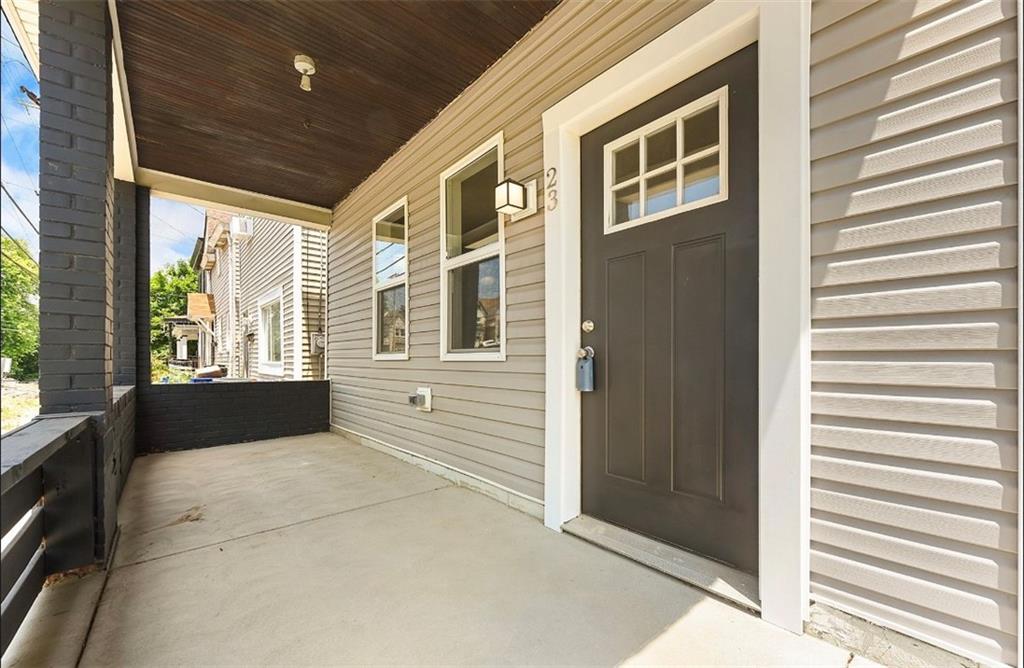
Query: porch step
562 515 760 612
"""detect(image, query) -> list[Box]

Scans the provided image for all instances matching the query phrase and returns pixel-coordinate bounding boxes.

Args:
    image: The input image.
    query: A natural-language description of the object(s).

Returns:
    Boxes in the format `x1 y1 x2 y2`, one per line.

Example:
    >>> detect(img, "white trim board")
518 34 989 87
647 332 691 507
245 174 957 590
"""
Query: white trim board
256 286 285 377
292 226 304 380
136 167 332 229
330 424 544 520
107 0 137 183
2 0 39 77
541 0 810 634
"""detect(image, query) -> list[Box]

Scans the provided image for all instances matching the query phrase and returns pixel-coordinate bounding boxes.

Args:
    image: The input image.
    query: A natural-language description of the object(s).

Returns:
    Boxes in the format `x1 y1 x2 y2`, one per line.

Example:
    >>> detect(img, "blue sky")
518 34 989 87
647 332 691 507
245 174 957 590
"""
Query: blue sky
1 10 203 273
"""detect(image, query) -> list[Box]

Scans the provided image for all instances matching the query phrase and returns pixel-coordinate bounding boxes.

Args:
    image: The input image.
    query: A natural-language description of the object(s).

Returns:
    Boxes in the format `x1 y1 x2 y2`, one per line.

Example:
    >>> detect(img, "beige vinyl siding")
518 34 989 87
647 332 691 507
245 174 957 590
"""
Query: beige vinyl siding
237 217 296 380
327 0 710 500
300 227 327 379
809 1 1019 665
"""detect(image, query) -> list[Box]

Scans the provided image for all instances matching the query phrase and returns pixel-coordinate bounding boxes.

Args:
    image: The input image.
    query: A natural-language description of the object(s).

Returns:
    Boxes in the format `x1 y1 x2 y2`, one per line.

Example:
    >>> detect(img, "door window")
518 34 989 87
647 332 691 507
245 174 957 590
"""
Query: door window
603 85 728 233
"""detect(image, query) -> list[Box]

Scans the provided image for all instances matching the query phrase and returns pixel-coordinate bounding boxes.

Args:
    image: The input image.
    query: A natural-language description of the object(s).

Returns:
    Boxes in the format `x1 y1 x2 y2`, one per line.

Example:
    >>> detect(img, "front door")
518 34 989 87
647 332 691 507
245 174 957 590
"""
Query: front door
580 44 758 574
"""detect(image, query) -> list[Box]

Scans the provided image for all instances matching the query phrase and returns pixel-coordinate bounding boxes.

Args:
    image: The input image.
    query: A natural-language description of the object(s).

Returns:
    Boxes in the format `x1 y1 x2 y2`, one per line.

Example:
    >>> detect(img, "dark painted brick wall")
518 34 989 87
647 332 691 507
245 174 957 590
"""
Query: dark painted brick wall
37 0 115 414
96 386 135 556
108 387 136 500
137 381 329 453
113 180 136 385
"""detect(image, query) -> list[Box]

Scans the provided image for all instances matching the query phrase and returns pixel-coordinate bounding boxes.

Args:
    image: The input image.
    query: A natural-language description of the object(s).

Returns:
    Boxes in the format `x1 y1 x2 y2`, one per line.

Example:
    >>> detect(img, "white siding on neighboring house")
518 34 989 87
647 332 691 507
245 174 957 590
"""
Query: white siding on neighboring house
209 250 233 370
326 0 710 503
301 227 328 379
808 1 1019 665
237 217 296 380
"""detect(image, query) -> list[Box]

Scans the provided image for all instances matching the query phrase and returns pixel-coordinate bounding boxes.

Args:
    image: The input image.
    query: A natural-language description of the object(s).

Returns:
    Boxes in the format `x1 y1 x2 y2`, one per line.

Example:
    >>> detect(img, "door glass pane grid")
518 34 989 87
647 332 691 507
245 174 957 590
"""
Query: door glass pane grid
606 90 726 231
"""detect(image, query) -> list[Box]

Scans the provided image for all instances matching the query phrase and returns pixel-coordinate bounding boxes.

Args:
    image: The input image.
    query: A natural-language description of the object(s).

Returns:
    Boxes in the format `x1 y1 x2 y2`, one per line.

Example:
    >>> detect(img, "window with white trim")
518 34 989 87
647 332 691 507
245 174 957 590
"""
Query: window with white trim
372 197 409 360
604 85 728 234
257 287 283 375
439 133 505 361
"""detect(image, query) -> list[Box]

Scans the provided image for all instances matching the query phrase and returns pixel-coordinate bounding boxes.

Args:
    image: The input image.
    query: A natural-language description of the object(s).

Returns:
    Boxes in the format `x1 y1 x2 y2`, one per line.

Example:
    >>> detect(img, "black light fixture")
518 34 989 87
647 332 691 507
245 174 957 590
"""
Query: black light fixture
494 178 527 215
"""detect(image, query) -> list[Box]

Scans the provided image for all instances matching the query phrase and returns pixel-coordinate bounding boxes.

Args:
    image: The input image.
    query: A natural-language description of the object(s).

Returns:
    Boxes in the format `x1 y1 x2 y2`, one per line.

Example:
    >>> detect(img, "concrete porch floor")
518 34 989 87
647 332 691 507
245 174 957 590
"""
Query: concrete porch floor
10 433 877 666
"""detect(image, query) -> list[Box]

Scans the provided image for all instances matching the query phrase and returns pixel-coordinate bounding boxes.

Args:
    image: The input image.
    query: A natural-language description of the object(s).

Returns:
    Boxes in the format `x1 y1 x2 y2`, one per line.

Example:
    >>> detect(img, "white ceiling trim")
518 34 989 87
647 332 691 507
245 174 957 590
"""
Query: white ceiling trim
2 0 40 78
137 167 331 230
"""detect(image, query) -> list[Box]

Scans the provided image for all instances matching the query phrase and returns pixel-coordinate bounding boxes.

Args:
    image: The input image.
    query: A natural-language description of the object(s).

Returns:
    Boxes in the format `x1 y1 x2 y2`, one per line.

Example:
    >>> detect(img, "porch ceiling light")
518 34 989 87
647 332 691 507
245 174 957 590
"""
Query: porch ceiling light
495 178 527 215
294 54 317 92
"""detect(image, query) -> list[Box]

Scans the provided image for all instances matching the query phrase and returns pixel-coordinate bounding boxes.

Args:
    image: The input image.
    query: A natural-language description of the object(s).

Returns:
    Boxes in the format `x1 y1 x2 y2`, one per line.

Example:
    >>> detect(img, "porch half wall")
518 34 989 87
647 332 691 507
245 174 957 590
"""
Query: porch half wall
136 381 329 453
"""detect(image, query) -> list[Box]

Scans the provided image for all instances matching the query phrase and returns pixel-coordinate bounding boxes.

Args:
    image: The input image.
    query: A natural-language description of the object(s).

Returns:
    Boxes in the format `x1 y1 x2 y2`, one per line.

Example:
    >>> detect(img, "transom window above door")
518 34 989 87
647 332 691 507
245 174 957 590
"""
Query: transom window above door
604 85 728 234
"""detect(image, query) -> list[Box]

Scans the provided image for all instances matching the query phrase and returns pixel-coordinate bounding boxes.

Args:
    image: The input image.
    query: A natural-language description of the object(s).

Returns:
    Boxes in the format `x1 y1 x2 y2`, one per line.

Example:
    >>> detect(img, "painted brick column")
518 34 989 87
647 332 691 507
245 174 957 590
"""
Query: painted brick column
37 0 114 414
113 179 136 385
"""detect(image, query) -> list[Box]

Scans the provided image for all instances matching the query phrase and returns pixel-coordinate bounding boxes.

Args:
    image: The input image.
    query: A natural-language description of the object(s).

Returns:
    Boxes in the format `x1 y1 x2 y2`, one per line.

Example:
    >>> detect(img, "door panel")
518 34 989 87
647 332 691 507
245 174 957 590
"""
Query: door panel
580 43 758 574
671 236 724 502
605 253 646 483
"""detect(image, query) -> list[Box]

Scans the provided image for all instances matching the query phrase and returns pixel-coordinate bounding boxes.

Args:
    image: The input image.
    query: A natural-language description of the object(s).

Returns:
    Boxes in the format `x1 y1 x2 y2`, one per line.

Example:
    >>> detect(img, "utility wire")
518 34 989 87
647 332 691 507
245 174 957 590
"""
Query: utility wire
1 57 36 81
1 179 37 195
0 113 38 195
151 210 194 238
1 183 39 234
0 226 38 267
1 247 38 276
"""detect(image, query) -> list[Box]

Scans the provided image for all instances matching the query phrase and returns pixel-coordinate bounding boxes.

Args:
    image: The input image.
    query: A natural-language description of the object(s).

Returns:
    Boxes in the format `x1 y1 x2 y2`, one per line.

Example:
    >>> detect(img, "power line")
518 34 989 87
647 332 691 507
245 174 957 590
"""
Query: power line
0 226 38 267
0 183 39 235
0 113 38 194
1 247 38 276
1 57 36 81
0 179 37 195
150 211 191 237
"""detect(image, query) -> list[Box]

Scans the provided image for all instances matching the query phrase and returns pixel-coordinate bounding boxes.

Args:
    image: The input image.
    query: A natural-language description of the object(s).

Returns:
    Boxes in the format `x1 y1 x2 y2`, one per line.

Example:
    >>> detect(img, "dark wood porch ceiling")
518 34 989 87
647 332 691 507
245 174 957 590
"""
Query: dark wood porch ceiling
116 1 557 208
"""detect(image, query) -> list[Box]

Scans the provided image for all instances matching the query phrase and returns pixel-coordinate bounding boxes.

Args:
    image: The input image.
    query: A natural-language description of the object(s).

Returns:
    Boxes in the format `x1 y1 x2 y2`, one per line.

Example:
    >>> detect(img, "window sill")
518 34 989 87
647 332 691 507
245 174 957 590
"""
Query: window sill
373 352 409 361
440 349 505 362
258 362 285 376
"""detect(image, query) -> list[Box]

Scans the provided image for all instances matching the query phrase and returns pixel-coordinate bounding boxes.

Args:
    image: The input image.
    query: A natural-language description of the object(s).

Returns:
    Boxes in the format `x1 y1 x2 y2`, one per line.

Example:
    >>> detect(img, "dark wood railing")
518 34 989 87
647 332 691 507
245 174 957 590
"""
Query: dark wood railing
0 416 96 655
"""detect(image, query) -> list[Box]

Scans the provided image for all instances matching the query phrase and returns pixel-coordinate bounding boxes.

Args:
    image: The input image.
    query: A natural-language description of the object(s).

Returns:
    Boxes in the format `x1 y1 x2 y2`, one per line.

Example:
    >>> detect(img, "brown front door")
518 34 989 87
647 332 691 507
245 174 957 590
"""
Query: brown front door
580 44 758 574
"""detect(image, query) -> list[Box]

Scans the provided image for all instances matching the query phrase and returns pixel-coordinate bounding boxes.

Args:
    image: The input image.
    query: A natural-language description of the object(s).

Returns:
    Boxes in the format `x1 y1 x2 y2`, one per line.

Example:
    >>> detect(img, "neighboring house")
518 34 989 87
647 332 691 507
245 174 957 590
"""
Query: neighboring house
191 210 327 380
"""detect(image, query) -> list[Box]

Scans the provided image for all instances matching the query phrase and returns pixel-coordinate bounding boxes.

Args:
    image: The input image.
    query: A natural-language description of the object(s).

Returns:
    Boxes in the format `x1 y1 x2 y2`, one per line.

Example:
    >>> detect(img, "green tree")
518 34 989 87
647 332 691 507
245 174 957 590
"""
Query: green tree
150 259 197 362
0 236 40 380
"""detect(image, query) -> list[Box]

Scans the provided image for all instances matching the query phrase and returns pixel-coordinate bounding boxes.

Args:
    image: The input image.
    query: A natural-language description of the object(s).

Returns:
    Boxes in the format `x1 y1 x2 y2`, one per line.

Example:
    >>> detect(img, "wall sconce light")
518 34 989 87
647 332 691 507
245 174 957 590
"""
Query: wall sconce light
294 54 317 92
495 178 538 221
495 178 527 215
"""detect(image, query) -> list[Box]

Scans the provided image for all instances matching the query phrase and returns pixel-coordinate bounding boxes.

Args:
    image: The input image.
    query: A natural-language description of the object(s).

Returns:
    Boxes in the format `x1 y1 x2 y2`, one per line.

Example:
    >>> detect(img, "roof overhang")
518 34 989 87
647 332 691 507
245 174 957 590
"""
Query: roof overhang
1 0 39 77
7 1 556 224
110 0 556 211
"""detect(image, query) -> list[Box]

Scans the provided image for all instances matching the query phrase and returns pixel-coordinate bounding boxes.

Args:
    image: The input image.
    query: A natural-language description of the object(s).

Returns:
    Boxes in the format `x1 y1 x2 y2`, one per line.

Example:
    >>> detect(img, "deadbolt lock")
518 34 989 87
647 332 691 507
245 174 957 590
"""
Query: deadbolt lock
581 319 595 333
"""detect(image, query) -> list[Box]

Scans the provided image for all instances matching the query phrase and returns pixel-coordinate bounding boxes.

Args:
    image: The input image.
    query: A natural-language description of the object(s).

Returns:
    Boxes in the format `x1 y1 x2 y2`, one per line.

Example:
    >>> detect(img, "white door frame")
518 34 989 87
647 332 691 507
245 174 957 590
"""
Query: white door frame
541 0 810 633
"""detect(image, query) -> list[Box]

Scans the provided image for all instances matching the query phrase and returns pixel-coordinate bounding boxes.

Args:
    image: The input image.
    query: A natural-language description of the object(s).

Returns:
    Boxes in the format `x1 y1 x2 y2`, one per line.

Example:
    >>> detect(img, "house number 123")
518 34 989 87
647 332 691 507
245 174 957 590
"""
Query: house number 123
546 167 558 211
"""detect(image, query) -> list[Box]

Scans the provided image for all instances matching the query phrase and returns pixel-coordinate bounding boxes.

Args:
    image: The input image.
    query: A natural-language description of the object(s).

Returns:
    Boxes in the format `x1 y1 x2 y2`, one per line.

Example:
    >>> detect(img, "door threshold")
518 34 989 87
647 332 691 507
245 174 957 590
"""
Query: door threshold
562 515 760 612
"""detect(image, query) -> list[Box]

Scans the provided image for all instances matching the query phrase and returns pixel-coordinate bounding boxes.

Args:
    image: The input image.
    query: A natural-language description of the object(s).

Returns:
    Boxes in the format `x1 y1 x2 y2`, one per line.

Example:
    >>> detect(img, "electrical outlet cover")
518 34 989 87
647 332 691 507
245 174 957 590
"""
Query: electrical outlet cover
416 387 432 412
